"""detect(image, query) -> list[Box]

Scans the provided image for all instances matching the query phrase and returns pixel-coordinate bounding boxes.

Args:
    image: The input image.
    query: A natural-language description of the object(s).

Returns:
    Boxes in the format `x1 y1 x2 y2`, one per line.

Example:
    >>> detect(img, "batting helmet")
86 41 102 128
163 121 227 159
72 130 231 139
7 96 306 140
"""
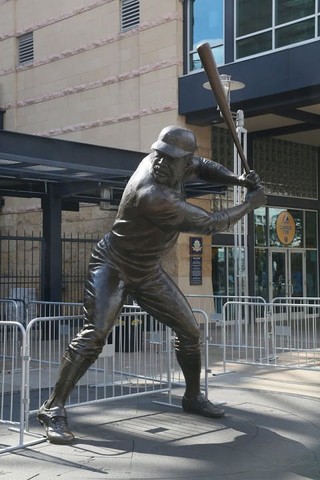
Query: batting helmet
151 125 197 158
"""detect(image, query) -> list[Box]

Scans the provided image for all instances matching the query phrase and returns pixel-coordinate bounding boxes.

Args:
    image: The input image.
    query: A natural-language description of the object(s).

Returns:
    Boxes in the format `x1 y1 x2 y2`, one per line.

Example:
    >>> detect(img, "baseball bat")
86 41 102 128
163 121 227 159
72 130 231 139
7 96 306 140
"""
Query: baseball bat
197 42 250 174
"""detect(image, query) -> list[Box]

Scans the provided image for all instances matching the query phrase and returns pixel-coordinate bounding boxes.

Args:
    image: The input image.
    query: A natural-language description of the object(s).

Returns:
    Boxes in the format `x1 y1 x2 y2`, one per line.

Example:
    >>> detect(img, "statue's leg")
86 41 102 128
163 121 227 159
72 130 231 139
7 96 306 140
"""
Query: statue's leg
38 253 127 444
134 267 224 419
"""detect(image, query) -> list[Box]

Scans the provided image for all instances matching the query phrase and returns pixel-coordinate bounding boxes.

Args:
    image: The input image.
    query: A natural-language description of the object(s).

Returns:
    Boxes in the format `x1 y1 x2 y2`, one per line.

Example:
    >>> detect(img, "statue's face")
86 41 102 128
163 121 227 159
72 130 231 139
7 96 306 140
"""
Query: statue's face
151 151 192 187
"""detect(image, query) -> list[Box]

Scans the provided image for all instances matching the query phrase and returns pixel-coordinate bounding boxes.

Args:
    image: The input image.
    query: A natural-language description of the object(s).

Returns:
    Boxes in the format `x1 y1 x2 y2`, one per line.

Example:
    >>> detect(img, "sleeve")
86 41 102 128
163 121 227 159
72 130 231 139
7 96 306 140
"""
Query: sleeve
141 186 231 235
187 156 241 186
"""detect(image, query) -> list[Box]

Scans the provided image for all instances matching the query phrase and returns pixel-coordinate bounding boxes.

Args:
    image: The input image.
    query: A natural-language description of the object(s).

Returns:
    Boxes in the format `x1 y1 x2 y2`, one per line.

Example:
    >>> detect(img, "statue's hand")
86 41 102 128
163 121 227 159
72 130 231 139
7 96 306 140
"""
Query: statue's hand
239 170 261 190
245 187 266 210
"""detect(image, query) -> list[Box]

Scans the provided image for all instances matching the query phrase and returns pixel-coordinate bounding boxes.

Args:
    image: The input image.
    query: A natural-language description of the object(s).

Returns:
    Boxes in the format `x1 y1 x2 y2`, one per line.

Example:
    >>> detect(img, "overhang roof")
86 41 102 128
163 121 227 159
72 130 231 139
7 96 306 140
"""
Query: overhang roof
0 130 225 209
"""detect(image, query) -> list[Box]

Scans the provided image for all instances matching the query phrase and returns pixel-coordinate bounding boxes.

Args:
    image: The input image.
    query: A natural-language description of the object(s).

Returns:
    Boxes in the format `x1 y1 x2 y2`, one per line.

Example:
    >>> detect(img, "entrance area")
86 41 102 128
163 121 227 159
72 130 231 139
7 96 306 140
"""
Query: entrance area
212 207 319 302
270 249 304 298
256 207 319 301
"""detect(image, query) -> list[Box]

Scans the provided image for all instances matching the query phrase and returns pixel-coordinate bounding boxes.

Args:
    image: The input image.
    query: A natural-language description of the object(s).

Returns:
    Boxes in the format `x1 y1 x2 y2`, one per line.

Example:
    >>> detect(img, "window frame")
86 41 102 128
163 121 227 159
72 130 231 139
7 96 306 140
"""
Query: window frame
234 0 319 61
186 0 225 73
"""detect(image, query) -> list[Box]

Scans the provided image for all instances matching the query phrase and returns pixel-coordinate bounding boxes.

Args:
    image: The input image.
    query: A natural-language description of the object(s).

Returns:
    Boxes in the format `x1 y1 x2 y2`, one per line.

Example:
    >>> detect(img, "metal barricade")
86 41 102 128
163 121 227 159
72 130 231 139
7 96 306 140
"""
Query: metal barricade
0 320 44 453
223 301 320 371
186 294 266 347
269 301 320 369
222 301 269 370
1 303 215 451
273 297 320 305
24 308 172 434
0 298 26 324
26 300 83 324
168 309 210 397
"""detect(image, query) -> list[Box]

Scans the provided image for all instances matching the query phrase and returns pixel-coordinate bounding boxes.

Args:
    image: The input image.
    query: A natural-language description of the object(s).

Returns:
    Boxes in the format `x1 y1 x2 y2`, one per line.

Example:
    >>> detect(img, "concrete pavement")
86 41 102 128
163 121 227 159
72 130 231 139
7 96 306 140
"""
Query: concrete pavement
1 365 320 479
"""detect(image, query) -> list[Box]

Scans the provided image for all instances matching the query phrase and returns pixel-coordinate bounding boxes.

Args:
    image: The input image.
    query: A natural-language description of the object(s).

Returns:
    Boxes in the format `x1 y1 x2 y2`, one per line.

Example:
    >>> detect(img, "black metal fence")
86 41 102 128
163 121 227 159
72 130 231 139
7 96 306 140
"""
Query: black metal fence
0 231 101 304
62 233 101 303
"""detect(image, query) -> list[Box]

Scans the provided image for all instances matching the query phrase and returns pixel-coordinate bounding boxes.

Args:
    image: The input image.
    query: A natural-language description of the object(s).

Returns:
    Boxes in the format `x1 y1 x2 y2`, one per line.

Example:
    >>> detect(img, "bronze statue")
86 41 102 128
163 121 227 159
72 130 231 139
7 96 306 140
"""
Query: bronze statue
38 125 266 444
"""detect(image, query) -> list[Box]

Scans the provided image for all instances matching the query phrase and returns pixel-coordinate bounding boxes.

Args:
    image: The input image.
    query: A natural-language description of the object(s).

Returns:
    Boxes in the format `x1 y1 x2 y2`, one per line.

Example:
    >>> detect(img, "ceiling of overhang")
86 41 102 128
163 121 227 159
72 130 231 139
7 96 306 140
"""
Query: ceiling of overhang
195 93 320 147
0 130 143 207
0 154 136 204
243 102 320 146
0 130 227 208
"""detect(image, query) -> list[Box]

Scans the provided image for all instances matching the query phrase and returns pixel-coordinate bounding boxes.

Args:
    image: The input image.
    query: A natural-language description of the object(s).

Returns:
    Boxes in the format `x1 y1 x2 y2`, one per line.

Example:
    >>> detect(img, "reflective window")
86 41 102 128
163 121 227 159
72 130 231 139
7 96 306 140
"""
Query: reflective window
236 0 317 59
275 0 315 25
306 250 318 296
188 0 224 71
212 246 246 298
275 18 315 47
212 247 227 296
254 207 267 246
237 31 272 59
305 211 317 248
255 249 268 299
269 208 303 248
236 0 272 36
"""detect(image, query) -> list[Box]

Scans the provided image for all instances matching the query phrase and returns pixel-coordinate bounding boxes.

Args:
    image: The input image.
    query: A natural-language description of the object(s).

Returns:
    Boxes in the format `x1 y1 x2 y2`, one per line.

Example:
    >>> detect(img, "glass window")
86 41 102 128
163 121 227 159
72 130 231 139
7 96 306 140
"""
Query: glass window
255 249 268 299
269 208 283 247
236 31 272 58
290 210 303 247
228 248 235 296
254 207 267 246
305 211 317 248
306 250 318 296
275 0 315 25
236 0 272 36
212 247 227 295
269 208 303 248
276 18 315 47
188 0 224 71
235 0 317 59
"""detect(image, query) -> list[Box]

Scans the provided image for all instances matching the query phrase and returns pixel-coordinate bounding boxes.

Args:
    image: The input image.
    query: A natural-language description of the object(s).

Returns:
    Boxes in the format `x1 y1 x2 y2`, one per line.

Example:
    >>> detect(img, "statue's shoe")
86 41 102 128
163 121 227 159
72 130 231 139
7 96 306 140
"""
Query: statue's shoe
37 401 75 444
182 393 225 418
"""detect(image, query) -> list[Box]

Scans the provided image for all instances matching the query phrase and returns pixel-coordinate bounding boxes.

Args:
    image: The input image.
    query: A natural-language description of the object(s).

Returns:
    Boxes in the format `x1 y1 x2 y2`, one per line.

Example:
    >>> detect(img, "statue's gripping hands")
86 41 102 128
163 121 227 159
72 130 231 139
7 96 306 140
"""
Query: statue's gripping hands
38 125 266 444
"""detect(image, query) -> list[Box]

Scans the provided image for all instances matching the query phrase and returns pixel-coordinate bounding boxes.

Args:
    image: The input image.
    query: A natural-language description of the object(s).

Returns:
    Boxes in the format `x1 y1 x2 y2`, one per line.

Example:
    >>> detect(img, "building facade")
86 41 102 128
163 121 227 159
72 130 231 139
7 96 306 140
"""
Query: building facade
180 0 320 301
0 0 319 302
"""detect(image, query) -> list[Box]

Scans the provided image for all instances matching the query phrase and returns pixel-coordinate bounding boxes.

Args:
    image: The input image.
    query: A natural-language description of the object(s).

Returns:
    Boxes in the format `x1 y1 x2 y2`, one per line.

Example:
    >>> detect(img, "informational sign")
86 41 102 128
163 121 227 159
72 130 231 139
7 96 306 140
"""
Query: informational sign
189 237 203 255
276 211 296 245
190 256 202 285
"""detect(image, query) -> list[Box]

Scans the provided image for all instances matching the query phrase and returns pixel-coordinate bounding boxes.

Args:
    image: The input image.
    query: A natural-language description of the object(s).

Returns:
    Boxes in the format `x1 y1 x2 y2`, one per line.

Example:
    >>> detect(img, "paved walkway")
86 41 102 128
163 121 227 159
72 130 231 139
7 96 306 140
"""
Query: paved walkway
1 365 320 480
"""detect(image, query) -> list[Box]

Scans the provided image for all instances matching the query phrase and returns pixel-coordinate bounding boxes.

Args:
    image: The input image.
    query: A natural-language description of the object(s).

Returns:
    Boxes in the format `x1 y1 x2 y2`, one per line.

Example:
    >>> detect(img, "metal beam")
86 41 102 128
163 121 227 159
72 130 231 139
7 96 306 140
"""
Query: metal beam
41 184 62 302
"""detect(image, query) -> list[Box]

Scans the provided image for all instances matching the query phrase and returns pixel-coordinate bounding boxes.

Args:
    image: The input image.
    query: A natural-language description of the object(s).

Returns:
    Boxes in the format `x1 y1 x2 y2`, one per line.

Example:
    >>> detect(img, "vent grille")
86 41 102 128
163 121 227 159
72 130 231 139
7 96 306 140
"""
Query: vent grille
121 0 140 31
18 32 34 65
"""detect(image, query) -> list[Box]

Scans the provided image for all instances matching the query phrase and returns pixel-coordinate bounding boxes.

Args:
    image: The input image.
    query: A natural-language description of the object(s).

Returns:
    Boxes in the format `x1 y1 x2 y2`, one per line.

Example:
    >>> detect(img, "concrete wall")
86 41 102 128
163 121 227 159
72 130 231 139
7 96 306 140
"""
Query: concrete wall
0 0 187 151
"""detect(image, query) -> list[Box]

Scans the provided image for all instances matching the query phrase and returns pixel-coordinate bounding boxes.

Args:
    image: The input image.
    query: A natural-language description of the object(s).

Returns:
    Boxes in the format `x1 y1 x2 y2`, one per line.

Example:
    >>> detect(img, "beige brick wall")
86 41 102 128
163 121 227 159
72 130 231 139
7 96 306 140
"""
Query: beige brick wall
0 0 185 151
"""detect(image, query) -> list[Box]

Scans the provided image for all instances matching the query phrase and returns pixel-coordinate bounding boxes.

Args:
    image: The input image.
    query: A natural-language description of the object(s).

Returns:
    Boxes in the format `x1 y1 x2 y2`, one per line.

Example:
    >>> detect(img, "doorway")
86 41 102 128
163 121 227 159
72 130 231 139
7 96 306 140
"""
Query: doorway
270 249 304 299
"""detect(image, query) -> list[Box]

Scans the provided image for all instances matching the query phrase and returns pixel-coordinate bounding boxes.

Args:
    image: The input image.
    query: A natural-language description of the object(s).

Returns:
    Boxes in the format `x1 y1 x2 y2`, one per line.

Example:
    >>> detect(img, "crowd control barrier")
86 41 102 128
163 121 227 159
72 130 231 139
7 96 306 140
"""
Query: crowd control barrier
0 299 26 324
1 302 216 453
0 321 45 454
222 301 320 371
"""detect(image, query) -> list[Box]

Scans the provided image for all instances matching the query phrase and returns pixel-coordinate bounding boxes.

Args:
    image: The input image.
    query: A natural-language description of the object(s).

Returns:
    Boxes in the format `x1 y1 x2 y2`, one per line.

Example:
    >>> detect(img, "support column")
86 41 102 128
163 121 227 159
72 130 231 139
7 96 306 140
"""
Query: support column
41 184 62 301
247 134 256 297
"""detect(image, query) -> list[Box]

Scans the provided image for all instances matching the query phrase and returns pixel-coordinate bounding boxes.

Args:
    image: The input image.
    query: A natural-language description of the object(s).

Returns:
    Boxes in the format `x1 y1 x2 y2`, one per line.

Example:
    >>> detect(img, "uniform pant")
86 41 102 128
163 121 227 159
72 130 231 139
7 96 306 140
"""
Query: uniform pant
69 239 201 361
47 237 203 407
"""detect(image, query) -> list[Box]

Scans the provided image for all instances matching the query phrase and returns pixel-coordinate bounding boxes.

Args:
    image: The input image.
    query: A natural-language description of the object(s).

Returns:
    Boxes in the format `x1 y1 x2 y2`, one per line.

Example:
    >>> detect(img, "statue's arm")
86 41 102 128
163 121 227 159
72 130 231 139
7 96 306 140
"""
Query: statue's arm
188 156 260 189
143 186 266 235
